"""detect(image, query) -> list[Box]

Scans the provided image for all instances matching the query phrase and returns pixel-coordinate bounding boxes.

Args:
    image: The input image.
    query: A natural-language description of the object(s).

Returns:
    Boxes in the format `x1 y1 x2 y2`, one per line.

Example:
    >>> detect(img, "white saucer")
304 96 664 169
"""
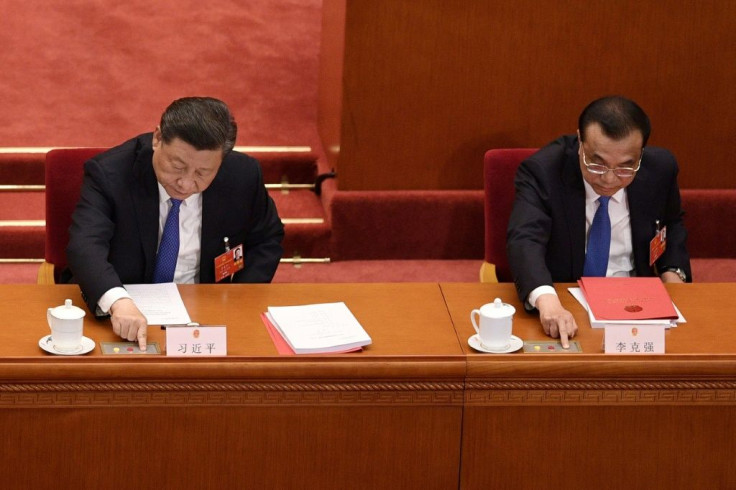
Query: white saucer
468 334 523 354
38 335 96 356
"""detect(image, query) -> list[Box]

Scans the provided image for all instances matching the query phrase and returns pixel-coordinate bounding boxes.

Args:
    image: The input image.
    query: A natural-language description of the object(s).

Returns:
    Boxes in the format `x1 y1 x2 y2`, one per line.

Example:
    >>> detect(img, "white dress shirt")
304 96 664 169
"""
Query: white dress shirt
527 180 634 308
97 184 203 314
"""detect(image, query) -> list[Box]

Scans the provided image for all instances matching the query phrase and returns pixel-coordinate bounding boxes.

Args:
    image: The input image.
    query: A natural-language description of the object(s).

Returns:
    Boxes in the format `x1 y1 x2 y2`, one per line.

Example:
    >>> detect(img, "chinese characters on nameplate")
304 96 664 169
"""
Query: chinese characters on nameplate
165 324 227 357
603 324 665 354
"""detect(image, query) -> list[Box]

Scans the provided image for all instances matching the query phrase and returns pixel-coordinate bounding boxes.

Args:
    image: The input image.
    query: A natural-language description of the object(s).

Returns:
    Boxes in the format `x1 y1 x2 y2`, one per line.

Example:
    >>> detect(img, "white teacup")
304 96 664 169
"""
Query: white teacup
47 299 86 353
470 298 516 351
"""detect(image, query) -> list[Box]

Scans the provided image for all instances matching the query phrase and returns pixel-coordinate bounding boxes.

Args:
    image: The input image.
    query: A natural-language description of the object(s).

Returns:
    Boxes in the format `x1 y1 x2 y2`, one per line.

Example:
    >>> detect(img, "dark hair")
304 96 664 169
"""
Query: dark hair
578 96 651 146
159 97 237 154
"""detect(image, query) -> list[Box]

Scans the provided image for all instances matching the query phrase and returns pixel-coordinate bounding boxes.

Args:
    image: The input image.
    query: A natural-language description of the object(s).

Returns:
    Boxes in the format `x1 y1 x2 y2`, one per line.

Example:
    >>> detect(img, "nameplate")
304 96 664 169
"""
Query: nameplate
165 324 227 356
604 324 665 354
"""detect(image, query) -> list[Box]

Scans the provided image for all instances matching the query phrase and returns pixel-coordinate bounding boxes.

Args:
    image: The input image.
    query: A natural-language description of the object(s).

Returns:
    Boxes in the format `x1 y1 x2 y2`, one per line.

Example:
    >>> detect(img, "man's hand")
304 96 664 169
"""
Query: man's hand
109 298 148 351
535 293 578 348
660 271 684 283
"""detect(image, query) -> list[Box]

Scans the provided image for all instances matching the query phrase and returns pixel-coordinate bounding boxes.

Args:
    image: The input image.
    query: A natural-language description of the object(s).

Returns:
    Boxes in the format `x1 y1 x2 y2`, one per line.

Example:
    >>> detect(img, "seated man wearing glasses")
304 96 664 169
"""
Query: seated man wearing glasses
507 95 691 347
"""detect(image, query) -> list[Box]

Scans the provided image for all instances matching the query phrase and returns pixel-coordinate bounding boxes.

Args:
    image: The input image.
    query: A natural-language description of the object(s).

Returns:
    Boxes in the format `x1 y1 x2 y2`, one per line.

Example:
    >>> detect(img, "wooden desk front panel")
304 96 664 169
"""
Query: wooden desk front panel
2 405 461 489
441 283 736 490
0 284 465 490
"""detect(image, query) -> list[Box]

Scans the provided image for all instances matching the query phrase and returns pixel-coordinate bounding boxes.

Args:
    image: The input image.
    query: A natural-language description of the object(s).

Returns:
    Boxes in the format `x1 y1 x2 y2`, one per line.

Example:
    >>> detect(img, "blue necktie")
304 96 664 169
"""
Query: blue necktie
583 196 611 277
153 198 182 283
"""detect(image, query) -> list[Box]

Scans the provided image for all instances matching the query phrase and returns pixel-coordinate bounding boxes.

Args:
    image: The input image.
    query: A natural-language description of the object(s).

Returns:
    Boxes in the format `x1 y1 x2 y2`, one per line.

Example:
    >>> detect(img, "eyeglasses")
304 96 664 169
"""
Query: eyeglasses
581 148 642 178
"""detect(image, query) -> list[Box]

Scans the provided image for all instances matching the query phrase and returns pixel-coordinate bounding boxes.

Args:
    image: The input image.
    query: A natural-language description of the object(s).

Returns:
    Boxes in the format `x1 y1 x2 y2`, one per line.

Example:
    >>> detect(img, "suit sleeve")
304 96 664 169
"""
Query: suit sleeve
235 164 284 283
653 152 691 281
66 159 126 312
507 160 556 305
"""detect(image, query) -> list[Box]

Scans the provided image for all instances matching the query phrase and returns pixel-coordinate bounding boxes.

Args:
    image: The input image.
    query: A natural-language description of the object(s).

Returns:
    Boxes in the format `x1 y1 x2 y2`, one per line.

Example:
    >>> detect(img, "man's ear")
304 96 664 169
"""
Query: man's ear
152 126 162 149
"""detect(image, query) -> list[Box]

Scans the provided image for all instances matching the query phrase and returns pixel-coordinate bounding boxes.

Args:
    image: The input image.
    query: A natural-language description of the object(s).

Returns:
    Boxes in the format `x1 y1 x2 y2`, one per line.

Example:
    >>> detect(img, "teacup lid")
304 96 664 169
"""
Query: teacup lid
49 299 86 320
482 298 516 317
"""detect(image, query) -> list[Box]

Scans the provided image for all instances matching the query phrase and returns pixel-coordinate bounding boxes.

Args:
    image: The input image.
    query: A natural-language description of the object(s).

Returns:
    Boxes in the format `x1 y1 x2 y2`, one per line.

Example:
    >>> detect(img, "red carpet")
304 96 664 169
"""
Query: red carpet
0 0 322 148
0 192 44 220
1 2 328 269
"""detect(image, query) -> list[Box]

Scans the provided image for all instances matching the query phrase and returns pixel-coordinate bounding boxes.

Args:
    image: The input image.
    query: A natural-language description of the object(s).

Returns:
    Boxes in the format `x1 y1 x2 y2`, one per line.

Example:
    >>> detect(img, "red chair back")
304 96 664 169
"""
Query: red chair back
483 148 538 281
45 148 107 281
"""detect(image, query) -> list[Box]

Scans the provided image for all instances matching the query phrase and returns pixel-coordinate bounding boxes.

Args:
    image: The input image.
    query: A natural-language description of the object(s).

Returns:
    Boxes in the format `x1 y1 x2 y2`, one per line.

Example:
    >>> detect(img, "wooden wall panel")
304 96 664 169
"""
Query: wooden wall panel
319 0 736 190
462 405 736 489
318 0 346 170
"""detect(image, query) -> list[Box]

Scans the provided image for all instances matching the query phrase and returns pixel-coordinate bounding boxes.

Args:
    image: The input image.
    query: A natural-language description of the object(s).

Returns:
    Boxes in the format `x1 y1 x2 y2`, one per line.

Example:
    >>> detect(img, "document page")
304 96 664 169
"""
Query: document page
124 283 191 325
266 302 371 354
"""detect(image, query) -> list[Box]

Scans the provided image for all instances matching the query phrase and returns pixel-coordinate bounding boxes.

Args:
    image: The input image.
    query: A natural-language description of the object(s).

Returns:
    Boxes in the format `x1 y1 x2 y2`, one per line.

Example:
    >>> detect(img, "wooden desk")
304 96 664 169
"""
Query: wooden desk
0 284 465 489
3 282 735 489
441 282 736 490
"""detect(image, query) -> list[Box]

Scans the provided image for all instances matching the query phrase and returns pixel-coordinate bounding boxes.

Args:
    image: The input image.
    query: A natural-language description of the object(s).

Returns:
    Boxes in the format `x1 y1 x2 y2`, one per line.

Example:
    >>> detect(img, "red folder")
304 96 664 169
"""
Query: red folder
578 277 678 321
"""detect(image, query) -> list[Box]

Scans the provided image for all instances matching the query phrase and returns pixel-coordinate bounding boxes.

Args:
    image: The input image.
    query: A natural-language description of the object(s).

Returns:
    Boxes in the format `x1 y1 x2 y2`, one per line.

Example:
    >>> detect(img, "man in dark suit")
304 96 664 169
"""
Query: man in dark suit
507 96 690 347
66 97 284 350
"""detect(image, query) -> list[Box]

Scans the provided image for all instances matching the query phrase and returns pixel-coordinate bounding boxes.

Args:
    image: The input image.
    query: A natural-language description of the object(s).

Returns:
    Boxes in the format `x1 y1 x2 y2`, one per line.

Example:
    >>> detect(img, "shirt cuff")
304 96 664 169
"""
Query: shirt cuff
527 285 557 310
96 287 132 316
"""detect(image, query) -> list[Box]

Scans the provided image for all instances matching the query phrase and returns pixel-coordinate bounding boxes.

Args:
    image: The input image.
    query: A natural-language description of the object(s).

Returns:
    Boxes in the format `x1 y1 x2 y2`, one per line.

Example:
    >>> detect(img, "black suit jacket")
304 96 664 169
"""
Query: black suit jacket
507 135 691 305
65 133 284 313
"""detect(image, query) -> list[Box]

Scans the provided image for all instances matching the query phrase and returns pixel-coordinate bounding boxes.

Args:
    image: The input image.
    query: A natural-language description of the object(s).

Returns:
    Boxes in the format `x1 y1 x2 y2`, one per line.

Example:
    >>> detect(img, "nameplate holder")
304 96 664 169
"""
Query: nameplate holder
165 323 227 356
604 324 665 354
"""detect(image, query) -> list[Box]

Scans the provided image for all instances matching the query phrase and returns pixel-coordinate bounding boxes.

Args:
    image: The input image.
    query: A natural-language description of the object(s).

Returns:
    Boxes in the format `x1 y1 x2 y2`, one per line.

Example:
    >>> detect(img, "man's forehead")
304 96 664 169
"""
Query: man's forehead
160 138 223 168
581 124 643 145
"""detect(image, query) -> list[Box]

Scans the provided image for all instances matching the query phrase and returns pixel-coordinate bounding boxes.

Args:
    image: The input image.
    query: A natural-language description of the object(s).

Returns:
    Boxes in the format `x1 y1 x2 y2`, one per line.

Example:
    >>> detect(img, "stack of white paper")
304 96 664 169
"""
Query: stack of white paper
266 302 372 354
